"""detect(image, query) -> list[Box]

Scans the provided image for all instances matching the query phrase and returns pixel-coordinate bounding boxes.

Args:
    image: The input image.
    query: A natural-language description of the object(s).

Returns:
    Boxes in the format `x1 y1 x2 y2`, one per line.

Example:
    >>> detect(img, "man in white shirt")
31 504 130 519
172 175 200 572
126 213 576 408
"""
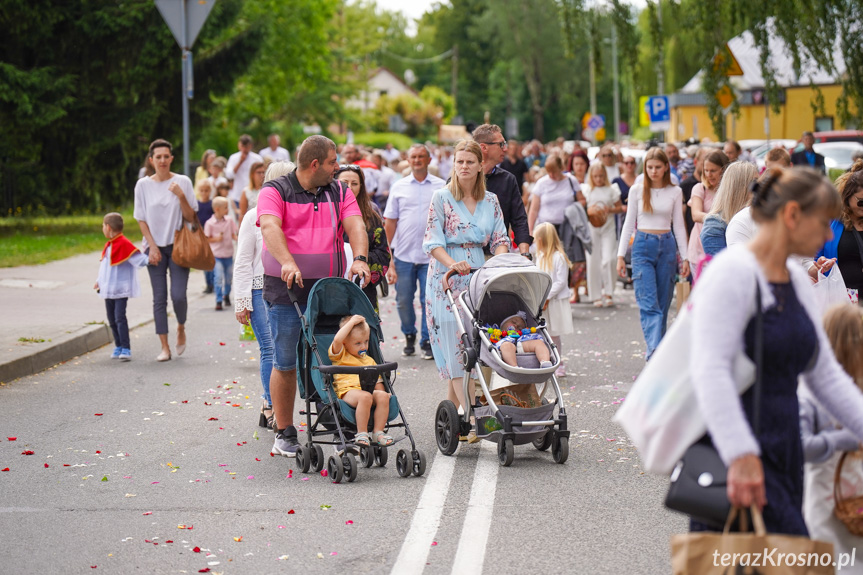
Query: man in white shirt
225 134 263 210
259 134 291 163
382 143 401 164
370 150 398 211
383 144 444 359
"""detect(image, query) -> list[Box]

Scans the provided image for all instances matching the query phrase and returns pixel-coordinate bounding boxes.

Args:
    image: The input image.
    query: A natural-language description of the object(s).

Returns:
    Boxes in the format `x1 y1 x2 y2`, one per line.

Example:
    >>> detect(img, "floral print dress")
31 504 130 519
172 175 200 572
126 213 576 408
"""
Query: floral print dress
423 189 508 380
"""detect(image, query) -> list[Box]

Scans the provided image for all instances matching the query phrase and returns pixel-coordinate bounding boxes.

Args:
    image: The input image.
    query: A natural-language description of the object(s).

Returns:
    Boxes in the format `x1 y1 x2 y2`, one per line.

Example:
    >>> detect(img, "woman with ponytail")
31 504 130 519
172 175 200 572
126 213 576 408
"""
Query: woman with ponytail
616 147 689 360
687 167 863 535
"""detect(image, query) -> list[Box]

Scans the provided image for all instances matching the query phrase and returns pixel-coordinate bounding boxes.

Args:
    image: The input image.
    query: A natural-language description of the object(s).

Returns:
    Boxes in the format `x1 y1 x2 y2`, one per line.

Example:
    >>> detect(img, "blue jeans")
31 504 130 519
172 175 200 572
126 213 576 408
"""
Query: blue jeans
631 231 678 360
250 289 274 406
105 298 130 350
204 270 214 289
394 257 429 345
214 256 233 301
266 300 306 371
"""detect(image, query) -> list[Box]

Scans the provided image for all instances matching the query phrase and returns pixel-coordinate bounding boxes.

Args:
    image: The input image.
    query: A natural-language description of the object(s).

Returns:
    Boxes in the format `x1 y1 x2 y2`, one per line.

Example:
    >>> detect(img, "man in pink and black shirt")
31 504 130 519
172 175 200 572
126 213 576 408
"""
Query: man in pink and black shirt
257 135 370 457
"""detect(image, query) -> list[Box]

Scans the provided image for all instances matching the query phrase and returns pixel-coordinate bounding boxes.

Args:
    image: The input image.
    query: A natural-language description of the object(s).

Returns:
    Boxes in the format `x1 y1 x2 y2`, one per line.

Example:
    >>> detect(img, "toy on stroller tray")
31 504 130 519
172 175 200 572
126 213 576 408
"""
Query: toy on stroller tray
435 252 571 467
290 277 426 483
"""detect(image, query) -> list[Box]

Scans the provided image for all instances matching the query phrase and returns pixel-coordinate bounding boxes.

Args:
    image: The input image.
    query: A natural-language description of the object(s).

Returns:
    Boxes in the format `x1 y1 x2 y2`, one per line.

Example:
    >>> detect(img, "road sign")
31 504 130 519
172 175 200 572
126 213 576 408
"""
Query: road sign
647 96 669 123
713 44 743 76
647 96 670 132
156 0 217 49
639 96 650 127
716 85 734 109
587 115 605 131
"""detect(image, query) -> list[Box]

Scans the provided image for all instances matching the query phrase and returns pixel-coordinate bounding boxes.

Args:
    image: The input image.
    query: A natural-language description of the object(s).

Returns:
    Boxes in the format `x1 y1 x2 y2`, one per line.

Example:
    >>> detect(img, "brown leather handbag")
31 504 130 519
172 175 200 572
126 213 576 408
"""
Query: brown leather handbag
172 220 215 270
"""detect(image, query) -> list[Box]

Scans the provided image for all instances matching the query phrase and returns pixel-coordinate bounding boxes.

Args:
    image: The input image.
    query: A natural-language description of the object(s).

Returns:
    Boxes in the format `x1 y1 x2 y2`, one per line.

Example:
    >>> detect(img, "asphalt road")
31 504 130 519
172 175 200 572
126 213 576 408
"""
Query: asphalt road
0 282 686 574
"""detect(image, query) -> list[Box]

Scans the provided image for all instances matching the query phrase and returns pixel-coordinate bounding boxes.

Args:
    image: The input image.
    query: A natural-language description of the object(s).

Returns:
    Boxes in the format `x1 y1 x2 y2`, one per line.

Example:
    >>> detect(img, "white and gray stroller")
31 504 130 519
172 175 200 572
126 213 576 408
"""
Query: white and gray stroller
434 253 570 466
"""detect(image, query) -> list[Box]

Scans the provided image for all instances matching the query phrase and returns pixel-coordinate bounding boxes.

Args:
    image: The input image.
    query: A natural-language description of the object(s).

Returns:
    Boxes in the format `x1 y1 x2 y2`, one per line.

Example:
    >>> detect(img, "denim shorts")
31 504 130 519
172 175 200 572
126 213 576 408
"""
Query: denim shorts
266 301 305 372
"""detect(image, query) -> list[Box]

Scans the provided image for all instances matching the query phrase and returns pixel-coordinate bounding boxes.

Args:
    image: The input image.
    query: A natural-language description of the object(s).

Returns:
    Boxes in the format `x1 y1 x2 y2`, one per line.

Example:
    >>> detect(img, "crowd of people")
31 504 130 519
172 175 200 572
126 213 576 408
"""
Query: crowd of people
103 124 863 559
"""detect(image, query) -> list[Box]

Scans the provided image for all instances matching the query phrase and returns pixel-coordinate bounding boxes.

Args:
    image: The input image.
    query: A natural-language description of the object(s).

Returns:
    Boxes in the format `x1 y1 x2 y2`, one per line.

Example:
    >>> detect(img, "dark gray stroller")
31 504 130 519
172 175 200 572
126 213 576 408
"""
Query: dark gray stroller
434 253 570 466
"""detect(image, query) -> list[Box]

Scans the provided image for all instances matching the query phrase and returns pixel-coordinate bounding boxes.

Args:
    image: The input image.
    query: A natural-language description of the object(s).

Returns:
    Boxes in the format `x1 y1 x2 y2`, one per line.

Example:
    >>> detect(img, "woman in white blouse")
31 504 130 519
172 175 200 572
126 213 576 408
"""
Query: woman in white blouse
234 161 294 430
616 147 689 360
527 152 585 236
134 139 198 362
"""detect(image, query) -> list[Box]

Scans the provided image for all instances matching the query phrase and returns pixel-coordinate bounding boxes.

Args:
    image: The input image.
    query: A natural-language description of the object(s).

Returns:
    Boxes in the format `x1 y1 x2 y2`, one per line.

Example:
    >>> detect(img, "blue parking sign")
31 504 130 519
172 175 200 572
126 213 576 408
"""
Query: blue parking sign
647 96 670 123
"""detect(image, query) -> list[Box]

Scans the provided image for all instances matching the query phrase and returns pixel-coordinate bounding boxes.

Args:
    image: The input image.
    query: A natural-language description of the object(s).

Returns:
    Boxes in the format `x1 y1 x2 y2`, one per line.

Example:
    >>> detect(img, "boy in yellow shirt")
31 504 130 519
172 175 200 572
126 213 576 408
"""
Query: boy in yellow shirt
328 315 393 446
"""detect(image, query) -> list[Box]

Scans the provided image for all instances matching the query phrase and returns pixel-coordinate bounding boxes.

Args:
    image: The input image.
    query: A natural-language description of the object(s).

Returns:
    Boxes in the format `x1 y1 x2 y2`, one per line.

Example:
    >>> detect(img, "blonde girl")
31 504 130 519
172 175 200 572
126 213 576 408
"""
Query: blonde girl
534 223 573 377
584 163 624 307
801 305 863 571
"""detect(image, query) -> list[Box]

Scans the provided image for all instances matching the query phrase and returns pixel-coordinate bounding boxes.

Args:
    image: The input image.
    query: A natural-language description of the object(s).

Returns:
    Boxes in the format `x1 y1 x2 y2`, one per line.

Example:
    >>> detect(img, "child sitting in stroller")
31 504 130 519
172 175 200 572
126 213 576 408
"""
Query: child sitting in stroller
489 312 554 369
329 315 394 446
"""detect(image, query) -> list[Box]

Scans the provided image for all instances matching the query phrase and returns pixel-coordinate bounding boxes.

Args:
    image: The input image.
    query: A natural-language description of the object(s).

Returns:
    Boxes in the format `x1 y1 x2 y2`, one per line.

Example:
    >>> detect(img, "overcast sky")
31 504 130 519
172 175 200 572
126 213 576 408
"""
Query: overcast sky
375 0 647 35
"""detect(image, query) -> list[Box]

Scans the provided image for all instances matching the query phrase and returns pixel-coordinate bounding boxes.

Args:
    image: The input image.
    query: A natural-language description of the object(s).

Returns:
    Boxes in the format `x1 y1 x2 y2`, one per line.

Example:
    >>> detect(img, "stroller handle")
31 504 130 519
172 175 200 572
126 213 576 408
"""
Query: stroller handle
442 267 480 292
316 361 399 376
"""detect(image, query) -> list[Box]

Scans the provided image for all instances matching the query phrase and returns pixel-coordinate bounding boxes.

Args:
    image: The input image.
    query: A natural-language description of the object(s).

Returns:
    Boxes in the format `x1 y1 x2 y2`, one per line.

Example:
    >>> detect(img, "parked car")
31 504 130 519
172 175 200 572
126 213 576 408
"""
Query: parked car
813 142 863 171
792 130 863 153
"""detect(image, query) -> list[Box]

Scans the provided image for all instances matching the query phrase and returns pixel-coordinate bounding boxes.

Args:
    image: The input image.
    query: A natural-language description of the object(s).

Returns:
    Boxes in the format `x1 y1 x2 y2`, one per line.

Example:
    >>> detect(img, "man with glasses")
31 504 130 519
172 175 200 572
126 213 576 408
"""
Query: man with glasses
472 124 532 257
383 144 445 359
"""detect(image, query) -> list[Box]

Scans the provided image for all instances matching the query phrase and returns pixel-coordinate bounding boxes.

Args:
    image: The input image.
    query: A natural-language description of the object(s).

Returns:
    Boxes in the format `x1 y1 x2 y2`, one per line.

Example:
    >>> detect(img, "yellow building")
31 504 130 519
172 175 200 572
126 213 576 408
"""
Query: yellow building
668 28 856 142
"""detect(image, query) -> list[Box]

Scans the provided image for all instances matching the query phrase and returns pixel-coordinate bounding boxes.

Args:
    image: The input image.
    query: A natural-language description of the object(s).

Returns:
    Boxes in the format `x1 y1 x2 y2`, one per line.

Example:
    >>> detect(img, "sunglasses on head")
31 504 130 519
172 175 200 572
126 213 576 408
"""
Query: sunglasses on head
623 160 636 165
338 164 361 172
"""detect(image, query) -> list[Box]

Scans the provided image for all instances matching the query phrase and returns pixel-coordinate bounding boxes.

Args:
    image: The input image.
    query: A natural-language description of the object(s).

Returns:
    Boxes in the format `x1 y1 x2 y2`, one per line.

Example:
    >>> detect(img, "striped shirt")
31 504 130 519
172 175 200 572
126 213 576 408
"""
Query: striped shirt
256 172 361 304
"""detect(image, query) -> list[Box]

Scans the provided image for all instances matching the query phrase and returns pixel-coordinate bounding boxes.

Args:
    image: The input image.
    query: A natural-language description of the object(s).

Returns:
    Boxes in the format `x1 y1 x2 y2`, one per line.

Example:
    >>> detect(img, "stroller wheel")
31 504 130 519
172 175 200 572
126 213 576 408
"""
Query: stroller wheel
396 449 411 478
360 446 374 468
435 400 461 456
327 455 344 483
532 431 552 452
552 435 569 464
497 438 514 467
297 445 311 473
411 449 427 477
310 445 325 472
342 453 358 482
374 445 388 467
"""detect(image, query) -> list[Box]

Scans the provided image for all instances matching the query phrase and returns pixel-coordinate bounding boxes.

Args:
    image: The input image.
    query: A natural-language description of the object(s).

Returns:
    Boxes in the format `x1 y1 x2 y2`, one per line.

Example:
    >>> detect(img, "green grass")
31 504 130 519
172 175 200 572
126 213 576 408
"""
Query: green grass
0 209 141 268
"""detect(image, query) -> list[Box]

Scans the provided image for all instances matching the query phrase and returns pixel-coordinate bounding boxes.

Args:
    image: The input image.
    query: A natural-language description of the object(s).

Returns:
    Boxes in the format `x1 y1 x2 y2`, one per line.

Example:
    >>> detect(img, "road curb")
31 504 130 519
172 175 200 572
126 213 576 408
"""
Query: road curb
0 291 209 384
0 324 113 383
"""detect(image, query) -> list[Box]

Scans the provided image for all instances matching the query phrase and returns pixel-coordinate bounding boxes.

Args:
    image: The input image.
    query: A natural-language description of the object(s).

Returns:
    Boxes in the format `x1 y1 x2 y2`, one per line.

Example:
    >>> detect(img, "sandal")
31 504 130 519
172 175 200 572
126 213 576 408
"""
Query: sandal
372 431 393 446
354 432 371 447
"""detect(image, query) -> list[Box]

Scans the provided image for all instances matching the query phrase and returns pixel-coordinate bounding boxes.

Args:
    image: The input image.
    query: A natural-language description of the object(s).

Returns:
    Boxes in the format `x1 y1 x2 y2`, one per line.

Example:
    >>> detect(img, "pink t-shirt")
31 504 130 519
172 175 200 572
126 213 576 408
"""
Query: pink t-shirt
688 183 716 268
256 173 361 303
204 215 238 258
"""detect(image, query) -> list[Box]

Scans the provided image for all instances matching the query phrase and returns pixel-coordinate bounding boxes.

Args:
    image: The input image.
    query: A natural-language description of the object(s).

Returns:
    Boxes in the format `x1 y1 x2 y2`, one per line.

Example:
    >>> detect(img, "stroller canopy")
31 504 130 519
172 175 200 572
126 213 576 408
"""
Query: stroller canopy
466 253 552 320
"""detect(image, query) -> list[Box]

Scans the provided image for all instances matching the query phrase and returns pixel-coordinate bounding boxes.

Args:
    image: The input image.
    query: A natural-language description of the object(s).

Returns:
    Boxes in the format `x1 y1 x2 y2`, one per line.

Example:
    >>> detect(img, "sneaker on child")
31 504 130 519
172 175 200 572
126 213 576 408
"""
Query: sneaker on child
118 348 132 361
110 347 122 359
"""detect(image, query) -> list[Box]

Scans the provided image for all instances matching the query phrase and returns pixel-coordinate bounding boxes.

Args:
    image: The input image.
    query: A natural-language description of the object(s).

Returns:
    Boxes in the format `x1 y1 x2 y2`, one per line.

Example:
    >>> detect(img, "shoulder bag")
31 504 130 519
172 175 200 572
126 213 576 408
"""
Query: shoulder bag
173 219 215 271
664 283 764 529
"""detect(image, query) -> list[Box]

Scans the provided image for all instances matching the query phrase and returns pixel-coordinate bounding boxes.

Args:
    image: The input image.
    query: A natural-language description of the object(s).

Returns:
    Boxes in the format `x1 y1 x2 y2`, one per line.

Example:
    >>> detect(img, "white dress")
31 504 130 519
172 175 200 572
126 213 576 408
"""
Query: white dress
584 183 621 300
539 251 574 336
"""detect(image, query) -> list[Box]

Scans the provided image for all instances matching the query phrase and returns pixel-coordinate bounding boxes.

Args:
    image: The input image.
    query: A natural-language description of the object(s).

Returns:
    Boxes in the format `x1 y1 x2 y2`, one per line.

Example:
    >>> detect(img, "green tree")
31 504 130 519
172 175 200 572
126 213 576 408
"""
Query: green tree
0 1 261 215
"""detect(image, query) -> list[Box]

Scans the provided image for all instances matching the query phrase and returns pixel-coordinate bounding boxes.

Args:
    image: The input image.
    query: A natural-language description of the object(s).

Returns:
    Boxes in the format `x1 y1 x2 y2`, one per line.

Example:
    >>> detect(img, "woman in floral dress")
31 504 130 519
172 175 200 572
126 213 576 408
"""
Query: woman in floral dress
337 165 390 312
423 140 509 410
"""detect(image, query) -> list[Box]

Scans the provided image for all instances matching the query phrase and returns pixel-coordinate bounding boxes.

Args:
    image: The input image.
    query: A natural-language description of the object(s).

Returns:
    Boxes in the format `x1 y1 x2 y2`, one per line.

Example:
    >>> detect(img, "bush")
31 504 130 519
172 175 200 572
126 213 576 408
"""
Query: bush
333 132 417 151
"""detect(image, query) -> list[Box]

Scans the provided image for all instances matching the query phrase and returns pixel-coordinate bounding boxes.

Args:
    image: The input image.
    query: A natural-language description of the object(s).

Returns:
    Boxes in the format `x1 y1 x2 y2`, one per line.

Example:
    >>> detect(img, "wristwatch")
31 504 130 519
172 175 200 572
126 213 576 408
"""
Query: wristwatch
520 252 533 261
353 255 368 263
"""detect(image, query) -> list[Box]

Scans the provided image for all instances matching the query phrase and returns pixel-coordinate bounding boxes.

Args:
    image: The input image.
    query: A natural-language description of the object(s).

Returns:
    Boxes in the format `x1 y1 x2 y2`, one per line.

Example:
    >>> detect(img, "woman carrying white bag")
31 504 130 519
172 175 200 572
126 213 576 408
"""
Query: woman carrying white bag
620 167 863 535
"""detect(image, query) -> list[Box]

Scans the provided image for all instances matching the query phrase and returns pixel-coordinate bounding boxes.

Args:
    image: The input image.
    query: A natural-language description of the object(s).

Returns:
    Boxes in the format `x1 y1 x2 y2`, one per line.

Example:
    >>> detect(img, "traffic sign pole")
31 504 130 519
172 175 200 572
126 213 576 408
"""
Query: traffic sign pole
155 0 216 177
181 0 189 177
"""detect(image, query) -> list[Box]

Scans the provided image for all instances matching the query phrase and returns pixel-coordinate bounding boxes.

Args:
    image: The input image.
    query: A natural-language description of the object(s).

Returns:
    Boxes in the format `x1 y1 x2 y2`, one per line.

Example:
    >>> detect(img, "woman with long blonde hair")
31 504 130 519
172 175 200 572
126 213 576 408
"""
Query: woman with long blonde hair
584 162 624 307
423 139 510 412
700 161 758 257
616 147 690 360
534 222 573 377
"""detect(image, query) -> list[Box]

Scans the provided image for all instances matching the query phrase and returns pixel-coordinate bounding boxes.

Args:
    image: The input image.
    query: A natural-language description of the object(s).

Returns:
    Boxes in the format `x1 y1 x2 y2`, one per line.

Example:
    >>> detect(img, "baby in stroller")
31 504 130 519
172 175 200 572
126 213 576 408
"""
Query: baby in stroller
488 312 553 369
328 315 394 447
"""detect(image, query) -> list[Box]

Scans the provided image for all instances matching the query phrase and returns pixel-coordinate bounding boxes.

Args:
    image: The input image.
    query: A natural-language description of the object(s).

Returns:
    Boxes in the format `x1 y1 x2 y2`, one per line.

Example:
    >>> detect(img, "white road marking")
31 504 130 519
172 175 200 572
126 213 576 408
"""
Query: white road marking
390 452 457 575
451 441 500 574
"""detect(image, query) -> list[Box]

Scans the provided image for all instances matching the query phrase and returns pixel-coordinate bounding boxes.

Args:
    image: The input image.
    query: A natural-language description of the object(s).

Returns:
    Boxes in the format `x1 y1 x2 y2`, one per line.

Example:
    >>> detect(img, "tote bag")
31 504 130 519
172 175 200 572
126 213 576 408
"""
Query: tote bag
612 303 755 475
172 220 215 271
